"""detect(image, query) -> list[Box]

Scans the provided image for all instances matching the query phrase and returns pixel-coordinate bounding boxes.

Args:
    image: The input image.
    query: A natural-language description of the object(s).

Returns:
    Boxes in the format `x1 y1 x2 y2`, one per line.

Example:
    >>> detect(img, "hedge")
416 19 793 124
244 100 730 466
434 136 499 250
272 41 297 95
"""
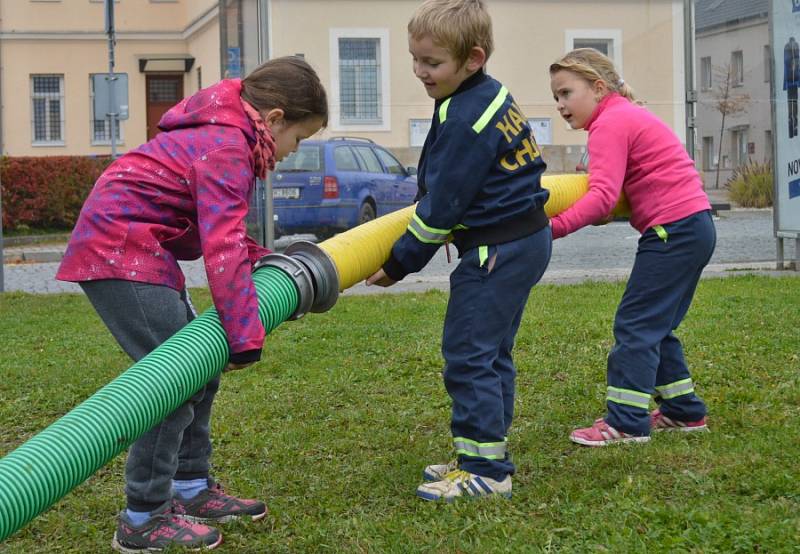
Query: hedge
1 156 113 230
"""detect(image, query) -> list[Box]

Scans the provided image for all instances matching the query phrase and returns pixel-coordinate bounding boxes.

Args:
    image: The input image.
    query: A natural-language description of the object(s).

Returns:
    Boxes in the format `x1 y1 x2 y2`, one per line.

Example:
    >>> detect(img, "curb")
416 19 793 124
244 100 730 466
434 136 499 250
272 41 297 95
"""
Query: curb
3 250 65 264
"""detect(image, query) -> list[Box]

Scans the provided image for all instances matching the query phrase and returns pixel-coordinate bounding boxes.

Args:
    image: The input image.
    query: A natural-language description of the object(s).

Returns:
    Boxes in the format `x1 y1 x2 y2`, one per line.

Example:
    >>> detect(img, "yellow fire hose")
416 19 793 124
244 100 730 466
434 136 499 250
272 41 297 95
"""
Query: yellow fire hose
314 173 628 291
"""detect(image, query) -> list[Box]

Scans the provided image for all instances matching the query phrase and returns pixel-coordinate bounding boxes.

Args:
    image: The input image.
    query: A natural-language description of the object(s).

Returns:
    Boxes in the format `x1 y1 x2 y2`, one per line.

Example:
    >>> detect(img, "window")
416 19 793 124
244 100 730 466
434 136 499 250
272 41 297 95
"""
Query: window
90 74 123 145
700 57 712 91
275 145 322 172
352 146 383 173
333 146 360 171
731 127 749 166
374 148 405 175
731 50 744 86
573 38 612 57
330 28 391 131
31 74 64 145
763 45 771 83
565 29 623 73
339 38 380 123
702 136 715 170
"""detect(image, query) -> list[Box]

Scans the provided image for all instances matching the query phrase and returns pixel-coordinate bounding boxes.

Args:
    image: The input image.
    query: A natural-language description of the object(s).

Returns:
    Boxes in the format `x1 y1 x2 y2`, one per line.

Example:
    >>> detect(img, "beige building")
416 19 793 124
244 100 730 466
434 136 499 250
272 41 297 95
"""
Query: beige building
0 0 690 172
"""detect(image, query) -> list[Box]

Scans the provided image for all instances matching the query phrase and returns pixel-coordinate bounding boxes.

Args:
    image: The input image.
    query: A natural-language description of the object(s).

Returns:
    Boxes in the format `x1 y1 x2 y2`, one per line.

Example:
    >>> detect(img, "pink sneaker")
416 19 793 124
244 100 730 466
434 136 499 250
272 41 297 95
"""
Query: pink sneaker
651 409 708 432
570 418 650 447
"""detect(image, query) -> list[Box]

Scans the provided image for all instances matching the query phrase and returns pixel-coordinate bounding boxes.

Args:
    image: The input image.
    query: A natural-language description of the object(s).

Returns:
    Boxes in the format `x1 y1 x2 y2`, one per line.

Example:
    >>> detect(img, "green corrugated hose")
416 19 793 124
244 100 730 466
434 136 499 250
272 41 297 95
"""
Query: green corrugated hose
0 266 298 542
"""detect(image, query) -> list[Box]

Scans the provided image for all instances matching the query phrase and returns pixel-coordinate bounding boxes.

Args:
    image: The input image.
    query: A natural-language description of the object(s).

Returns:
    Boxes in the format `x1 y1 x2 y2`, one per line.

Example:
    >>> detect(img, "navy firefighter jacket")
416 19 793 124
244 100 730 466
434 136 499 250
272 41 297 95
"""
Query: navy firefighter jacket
382 71 550 281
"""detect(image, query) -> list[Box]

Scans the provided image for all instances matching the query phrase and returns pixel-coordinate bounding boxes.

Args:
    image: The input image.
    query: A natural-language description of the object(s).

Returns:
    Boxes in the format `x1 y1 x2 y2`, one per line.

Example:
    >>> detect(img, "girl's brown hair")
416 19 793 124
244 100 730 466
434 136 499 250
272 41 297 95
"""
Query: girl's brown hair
242 56 328 126
549 48 637 103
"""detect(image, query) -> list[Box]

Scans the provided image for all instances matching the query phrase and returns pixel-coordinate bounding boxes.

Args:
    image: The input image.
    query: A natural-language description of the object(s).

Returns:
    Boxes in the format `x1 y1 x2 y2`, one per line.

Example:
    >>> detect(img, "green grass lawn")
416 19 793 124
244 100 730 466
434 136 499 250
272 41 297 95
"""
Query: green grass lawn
1 275 799 553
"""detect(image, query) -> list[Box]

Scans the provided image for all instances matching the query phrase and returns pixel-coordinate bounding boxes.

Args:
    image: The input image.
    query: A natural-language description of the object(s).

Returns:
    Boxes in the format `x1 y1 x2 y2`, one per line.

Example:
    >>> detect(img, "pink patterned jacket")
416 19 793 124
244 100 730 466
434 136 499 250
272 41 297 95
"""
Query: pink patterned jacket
57 79 271 360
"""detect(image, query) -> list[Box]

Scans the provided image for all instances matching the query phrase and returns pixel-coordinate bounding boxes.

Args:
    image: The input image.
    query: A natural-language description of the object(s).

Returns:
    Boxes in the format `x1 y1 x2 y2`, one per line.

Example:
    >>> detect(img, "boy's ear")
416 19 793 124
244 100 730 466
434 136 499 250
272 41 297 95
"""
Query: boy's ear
465 46 487 72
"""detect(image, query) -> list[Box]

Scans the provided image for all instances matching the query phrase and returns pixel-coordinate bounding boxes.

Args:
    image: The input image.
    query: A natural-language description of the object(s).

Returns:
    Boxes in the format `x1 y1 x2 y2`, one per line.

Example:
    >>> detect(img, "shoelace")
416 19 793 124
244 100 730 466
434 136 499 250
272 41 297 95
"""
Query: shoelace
444 469 471 483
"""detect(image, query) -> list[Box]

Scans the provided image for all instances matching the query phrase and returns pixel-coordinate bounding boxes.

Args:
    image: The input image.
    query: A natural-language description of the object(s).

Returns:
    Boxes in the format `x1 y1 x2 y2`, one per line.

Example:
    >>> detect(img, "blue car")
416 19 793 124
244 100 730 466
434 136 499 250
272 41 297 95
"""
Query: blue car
272 137 418 238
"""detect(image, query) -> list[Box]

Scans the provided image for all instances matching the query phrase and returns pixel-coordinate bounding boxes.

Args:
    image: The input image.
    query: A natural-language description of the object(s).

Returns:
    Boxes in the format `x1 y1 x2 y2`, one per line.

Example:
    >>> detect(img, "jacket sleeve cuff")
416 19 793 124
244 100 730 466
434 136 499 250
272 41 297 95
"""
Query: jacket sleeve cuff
229 348 262 365
382 253 407 282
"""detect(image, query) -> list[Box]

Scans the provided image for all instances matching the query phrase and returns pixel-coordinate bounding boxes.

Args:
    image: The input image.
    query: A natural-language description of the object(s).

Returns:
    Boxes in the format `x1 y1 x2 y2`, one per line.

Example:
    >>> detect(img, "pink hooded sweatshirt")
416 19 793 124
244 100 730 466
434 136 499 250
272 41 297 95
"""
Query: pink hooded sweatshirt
550 93 710 239
57 79 271 360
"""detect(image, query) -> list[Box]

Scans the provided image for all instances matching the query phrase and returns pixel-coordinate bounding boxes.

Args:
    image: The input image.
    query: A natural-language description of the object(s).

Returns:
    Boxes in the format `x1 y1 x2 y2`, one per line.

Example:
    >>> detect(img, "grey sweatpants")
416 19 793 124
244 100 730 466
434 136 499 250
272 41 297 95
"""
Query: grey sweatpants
80 279 221 512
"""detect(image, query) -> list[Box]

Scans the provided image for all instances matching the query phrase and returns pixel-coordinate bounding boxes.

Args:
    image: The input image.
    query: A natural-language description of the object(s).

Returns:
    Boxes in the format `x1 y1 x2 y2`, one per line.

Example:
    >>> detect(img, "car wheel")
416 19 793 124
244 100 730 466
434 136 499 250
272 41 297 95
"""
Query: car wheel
358 202 376 225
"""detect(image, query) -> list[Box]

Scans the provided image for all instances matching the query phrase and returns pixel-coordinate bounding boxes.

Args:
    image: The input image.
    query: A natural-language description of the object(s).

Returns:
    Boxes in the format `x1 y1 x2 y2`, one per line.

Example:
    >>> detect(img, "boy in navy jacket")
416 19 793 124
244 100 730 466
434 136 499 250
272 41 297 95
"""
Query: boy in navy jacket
367 0 552 501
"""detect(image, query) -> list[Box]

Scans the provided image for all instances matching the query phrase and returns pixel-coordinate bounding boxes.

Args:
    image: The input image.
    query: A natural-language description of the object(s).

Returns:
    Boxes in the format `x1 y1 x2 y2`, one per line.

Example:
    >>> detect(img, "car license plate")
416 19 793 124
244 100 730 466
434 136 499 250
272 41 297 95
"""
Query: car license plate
273 187 300 199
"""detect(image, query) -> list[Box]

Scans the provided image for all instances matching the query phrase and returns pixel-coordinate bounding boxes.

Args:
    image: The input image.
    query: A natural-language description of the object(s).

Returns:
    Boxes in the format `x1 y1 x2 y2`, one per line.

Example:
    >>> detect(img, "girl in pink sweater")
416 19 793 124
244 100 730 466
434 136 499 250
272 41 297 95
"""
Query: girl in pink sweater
549 48 715 447
59 57 327 552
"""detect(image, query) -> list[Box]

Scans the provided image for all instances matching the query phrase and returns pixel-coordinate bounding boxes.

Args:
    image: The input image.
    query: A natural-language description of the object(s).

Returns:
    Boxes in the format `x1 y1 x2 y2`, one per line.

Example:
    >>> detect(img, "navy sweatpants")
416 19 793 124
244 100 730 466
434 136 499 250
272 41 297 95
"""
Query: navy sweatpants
606 210 716 436
443 227 552 481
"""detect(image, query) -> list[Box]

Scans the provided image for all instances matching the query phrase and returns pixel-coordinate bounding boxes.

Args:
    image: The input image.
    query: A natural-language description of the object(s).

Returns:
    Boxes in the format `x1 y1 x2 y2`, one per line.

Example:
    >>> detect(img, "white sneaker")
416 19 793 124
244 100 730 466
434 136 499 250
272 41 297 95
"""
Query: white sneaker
416 470 512 502
422 460 458 482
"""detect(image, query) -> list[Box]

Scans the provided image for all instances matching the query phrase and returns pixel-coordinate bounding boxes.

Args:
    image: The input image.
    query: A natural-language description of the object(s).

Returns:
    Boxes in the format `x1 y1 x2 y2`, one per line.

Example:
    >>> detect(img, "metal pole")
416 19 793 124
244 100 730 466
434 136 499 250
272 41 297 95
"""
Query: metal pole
105 0 117 158
257 0 274 250
0 0 5 293
684 0 697 160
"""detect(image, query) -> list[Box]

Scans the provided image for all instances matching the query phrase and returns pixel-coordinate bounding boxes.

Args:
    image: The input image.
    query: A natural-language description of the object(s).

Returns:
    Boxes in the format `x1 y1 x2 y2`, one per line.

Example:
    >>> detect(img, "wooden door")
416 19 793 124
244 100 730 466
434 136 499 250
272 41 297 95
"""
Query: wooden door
146 75 184 140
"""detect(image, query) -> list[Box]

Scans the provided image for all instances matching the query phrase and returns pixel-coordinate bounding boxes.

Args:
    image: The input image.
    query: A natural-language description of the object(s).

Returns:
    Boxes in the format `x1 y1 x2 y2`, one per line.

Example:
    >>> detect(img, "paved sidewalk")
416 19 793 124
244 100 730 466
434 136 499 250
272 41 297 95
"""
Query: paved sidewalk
0 188 738 265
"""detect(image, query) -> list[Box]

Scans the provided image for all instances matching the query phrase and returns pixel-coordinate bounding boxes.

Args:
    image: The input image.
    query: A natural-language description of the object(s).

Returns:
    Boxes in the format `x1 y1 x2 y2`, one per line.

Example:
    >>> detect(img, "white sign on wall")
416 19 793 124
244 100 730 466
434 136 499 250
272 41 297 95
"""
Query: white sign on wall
527 118 552 145
409 119 432 147
771 0 800 234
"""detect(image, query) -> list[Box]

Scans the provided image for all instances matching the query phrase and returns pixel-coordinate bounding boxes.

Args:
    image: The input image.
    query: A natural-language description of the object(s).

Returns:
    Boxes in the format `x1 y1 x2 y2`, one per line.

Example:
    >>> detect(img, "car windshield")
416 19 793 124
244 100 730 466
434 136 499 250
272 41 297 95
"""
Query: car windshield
275 144 322 172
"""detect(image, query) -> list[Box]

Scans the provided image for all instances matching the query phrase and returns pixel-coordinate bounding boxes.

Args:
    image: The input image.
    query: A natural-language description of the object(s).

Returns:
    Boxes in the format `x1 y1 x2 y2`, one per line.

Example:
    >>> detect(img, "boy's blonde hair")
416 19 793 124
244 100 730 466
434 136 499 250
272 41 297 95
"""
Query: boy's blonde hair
550 48 637 103
408 0 494 66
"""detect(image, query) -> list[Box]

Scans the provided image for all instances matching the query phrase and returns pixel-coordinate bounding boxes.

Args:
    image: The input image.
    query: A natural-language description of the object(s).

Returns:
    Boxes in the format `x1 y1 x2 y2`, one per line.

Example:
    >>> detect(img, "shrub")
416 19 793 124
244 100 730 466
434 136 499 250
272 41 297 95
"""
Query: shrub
725 160 773 208
1 155 112 230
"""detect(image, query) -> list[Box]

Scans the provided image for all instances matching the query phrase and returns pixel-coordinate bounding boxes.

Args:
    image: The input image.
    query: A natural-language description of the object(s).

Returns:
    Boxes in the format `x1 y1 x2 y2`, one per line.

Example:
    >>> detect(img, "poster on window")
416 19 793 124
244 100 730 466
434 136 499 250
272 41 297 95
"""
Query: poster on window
771 0 800 233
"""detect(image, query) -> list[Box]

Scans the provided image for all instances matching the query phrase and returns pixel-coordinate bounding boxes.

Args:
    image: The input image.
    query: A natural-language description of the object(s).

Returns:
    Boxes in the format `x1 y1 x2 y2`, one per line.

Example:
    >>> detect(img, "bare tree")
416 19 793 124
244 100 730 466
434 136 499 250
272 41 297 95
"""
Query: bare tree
709 63 750 189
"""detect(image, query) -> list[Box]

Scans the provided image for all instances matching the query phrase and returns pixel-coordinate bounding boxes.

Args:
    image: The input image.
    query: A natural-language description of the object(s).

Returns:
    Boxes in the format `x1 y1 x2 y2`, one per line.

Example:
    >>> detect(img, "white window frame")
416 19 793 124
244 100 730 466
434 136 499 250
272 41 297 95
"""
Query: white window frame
329 28 391 132
565 29 623 75
89 74 124 146
30 74 65 146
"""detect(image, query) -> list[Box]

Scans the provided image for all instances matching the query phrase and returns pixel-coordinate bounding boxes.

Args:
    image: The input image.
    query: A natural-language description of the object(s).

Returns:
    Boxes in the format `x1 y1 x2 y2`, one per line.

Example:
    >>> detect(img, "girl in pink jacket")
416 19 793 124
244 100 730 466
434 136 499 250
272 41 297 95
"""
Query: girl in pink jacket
57 57 327 551
549 49 715 447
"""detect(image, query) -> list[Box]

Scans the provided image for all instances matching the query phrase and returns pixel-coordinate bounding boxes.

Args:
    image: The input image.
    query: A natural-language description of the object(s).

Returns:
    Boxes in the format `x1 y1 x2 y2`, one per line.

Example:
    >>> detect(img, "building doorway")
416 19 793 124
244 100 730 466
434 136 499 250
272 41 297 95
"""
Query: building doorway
146 75 184 140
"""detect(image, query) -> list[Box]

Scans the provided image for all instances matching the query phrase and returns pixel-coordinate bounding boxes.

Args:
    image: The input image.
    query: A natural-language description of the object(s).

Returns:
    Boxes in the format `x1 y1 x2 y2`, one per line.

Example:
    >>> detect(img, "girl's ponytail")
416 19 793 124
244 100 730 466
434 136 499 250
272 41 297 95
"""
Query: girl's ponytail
241 56 328 125
550 48 639 104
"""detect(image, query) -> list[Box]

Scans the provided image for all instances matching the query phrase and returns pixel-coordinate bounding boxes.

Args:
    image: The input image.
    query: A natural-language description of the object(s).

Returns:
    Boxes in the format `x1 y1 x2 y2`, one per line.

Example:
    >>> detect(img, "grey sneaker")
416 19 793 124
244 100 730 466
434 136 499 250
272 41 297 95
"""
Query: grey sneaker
422 459 459 482
111 500 222 552
417 469 512 502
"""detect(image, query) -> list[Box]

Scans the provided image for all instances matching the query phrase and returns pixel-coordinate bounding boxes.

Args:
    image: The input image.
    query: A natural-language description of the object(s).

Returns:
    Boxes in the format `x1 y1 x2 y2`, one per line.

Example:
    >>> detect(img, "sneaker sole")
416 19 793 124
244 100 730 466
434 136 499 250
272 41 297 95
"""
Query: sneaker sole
112 531 223 553
416 489 512 502
570 434 651 447
180 509 268 524
653 424 709 433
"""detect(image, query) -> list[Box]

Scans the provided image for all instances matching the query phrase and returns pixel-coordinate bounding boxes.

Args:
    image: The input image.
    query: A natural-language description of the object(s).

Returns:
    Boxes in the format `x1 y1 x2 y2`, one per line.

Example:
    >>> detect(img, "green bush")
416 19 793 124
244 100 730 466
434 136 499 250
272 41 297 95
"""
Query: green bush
1 155 113 231
725 160 773 208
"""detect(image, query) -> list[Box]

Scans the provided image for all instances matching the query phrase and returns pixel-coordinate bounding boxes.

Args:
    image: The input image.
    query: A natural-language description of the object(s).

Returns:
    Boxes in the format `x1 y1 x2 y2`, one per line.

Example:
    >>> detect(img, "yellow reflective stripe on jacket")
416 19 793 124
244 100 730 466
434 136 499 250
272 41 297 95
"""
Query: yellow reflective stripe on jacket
472 86 508 133
478 245 489 267
653 225 668 242
407 213 451 244
655 378 695 400
438 97 452 124
453 437 507 459
607 386 650 409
